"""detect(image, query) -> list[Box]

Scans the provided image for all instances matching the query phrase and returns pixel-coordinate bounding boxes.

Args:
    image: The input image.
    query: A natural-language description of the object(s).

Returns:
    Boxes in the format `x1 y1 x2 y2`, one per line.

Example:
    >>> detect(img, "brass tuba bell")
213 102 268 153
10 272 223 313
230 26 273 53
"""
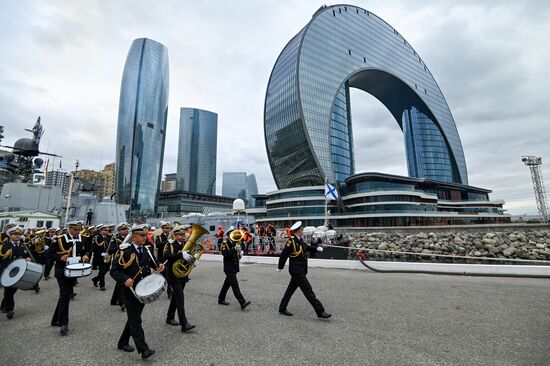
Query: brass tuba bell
172 223 209 278
229 229 244 258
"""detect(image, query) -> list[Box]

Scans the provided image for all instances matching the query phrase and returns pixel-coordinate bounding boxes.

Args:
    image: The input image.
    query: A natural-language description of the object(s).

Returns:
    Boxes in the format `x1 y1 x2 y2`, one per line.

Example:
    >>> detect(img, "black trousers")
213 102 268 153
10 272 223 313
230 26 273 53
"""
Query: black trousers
279 275 325 315
111 282 123 306
119 287 149 353
52 276 75 326
218 272 245 304
2 287 17 312
92 259 108 287
43 254 54 277
167 281 187 324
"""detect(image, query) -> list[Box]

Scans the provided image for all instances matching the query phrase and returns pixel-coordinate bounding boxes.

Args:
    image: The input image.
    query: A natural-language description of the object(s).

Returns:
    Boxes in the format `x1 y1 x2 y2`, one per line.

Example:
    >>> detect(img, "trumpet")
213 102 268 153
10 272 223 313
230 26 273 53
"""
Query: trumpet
172 224 208 279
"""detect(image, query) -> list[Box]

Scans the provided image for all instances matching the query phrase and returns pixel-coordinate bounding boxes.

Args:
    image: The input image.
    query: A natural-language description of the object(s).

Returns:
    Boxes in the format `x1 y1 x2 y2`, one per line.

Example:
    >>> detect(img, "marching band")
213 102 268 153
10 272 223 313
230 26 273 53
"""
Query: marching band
0 218 331 360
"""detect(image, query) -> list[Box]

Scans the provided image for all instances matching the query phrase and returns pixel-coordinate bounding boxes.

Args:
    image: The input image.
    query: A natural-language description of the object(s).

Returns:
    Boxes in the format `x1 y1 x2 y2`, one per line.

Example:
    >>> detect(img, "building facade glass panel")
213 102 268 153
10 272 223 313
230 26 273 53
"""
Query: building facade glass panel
177 108 217 195
265 5 468 189
115 38 169 216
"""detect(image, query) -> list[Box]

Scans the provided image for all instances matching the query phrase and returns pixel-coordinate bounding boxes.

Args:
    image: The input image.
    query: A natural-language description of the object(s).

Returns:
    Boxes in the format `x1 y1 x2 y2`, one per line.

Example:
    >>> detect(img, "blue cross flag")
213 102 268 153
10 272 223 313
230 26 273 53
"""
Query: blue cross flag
324 181 338 201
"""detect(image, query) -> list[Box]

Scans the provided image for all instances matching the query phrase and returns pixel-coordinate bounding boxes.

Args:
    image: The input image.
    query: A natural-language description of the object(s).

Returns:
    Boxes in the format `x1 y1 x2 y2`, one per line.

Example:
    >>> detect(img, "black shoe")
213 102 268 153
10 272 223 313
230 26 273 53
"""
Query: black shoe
317 312 332 319
120 304 126 312
1 307 6 313
240 301 251 310
6 311 14 319
166 319 179 326
100 287 106 291
70 293 76 300
279 309 293 316
117 344 134 352
181 322 196 332
141 349 155 359
34 287 40 294
218 300 229 305
51 321 59 327
60 325 69 336
92 278 98 287
44 276 50 281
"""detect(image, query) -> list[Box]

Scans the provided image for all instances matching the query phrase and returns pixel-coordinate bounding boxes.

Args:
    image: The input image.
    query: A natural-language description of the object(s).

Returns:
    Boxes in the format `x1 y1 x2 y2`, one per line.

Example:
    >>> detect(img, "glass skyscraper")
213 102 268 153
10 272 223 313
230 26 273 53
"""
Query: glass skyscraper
115 38 169 216
176 108 218 195
264 5 468 189
222 172 248 200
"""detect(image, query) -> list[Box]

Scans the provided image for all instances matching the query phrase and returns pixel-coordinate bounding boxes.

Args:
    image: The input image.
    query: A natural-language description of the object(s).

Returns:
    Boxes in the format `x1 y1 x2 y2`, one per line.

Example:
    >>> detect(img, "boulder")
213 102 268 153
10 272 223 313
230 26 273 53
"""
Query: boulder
503 247 516 257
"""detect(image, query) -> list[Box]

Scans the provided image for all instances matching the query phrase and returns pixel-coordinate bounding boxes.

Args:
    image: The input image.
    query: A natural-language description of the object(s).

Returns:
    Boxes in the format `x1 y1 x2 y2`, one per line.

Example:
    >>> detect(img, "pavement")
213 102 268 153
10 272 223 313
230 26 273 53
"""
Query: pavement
0 261 549 366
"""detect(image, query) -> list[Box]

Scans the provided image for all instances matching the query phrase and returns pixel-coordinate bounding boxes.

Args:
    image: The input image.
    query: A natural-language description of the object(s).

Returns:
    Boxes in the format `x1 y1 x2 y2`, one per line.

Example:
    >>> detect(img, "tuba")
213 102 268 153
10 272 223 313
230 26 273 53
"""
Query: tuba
33 229 47 254
172 224 209 279
229 229 244 259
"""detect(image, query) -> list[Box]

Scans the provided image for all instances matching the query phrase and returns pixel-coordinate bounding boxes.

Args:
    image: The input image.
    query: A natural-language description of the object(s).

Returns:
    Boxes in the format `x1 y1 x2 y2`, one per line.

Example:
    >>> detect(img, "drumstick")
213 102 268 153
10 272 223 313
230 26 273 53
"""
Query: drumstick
21 242 37 263
131 266 145 281
144 245 159 268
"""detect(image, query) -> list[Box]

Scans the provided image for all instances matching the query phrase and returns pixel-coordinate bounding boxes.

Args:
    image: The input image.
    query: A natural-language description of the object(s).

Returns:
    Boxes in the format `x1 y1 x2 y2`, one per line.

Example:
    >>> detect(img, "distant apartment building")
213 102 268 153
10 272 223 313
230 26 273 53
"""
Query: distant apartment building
161 173 177 192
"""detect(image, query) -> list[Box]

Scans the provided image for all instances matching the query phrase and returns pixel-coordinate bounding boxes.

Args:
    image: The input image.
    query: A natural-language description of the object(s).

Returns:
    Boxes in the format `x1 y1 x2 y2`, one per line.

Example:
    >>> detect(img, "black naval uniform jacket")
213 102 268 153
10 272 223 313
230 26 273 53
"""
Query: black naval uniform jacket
220 239 241 274
163 240 190 284
110 243 158 287
277 235 319 276
52 234 91 277
0 241 31 271
92 234 112 256
108 234 125 255
155 233 169 250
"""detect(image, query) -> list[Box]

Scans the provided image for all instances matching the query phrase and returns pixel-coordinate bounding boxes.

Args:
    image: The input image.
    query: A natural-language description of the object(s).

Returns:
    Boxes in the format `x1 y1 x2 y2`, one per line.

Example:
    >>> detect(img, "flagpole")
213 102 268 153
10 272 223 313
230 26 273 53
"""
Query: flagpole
324 178 328 228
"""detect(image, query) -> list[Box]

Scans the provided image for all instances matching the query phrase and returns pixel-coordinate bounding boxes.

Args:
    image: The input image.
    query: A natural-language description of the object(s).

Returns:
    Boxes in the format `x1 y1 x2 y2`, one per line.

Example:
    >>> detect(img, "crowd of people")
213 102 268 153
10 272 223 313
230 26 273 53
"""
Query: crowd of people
0 219 331 360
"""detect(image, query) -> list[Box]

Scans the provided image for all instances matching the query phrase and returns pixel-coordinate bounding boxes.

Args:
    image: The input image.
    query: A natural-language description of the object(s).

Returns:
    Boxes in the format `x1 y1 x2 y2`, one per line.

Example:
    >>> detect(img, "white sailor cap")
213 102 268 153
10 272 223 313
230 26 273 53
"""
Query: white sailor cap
7 226 23 235
160 221 171 228
227 225 235 233
116 222 128 231
290 221 303 232
172 224 191 235
130 224 148 235
67 220 84 229
96 224 104 230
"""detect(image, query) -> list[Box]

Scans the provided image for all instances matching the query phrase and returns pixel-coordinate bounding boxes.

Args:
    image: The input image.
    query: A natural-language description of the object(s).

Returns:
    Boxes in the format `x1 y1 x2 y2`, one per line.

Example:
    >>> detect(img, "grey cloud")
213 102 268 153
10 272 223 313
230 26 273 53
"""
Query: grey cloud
1 0 548 214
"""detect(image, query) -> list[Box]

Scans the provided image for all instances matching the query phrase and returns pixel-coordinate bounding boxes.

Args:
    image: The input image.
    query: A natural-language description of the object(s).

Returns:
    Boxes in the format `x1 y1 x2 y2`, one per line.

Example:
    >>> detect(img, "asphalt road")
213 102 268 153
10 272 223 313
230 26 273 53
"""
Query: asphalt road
0 261 549 365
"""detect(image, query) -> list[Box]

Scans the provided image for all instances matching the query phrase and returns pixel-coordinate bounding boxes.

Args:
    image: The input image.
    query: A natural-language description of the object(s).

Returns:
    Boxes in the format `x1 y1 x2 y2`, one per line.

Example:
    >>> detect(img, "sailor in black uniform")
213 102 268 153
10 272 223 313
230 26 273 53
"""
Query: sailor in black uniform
277 221 331 319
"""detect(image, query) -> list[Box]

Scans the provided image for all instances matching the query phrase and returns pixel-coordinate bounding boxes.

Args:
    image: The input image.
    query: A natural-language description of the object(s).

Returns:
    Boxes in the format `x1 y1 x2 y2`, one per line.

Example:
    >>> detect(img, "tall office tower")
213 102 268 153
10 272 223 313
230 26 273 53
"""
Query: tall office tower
115 38 169 216
222 172 248 200
246 174 258 207
176 108 218 195
264 5 467 188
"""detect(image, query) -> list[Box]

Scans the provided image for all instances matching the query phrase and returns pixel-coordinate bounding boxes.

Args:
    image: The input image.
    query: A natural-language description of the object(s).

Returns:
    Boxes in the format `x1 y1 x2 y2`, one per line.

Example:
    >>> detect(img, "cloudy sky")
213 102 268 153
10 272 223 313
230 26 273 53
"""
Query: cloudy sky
1 0 549 215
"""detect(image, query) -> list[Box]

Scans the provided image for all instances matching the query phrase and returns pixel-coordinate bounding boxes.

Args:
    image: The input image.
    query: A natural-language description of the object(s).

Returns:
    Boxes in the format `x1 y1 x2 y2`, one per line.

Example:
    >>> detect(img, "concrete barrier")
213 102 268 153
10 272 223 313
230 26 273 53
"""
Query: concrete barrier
200 253 550 277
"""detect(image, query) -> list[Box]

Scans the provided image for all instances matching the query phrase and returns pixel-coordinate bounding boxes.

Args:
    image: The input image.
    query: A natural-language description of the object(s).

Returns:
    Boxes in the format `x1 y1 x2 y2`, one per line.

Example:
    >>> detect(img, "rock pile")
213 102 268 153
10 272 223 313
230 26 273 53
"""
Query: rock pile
346 229 550 262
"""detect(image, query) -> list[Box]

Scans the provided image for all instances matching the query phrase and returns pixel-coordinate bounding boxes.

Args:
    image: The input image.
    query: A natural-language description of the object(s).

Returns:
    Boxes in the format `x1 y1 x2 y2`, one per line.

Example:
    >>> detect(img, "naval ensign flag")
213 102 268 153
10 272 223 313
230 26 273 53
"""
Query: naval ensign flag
324 181 338 202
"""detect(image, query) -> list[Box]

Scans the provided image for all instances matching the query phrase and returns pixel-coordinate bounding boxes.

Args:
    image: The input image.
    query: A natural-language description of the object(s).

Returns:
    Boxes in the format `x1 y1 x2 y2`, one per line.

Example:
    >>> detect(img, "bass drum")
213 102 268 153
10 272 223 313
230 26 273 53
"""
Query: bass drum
1 259 44 290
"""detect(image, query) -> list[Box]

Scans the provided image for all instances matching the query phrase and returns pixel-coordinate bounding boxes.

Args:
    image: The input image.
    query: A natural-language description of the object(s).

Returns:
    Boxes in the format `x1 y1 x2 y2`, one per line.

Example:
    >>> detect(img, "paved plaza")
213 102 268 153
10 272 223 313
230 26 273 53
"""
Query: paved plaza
1 261 548 365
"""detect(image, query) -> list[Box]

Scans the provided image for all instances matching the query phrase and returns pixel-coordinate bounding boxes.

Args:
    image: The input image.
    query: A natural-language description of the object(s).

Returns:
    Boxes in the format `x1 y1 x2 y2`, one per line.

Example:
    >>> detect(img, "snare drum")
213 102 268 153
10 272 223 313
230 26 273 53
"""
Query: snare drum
1 259 44 290
134 274 166 304
64 263 92 278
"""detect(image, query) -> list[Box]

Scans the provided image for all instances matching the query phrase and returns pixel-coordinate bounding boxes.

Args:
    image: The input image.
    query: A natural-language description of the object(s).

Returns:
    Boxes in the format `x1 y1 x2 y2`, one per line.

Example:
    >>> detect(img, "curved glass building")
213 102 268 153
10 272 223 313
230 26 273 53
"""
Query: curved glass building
177 108 218 195
264 4 468 188
115 38 169 217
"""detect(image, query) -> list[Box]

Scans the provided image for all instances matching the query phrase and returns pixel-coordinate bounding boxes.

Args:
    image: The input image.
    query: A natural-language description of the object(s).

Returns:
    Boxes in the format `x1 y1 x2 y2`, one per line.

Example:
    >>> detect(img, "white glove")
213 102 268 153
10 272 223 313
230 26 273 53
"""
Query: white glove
317 246 324 253
101 252 107 257
277 268 282 272
43 245 49 250
182 250 192 261
240 251 244 257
